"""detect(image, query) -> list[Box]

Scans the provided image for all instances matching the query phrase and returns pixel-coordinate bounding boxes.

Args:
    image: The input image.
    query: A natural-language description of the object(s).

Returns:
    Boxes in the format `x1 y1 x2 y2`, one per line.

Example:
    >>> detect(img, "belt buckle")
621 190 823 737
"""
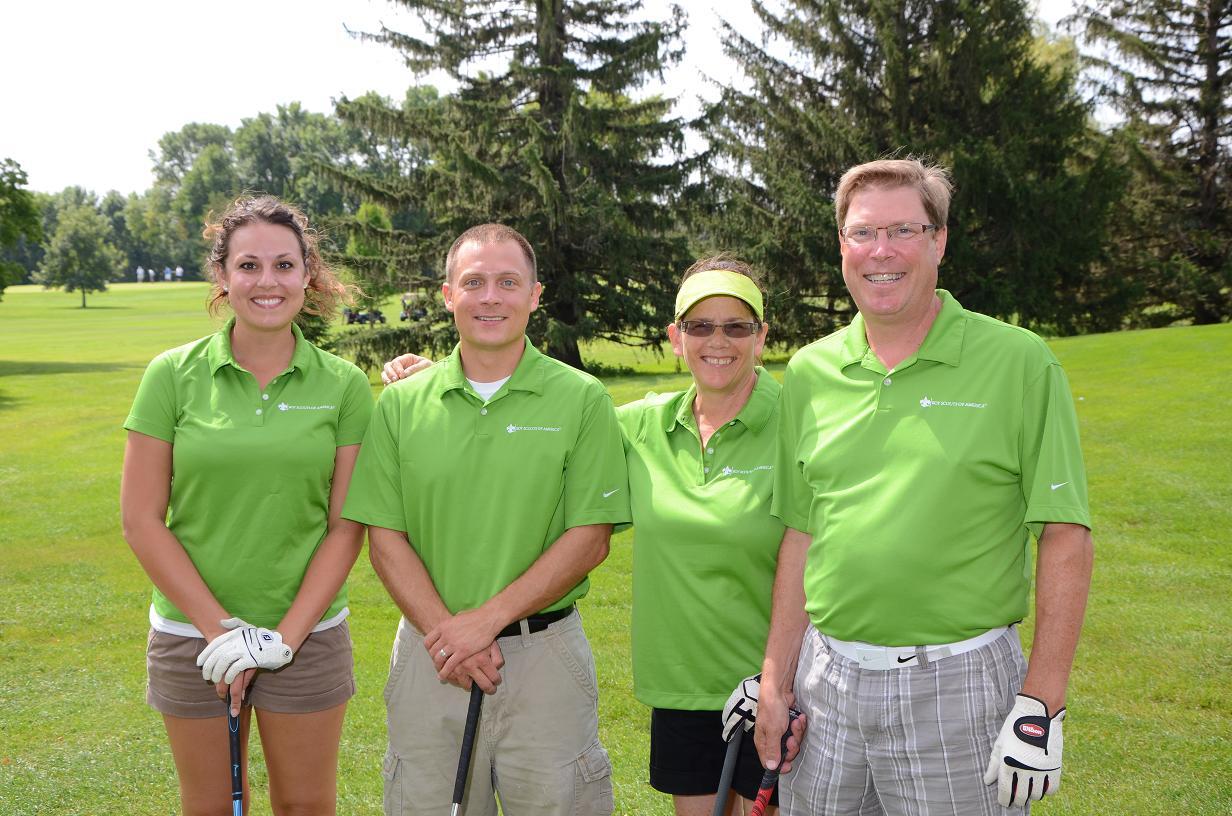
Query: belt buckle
855 645 890 671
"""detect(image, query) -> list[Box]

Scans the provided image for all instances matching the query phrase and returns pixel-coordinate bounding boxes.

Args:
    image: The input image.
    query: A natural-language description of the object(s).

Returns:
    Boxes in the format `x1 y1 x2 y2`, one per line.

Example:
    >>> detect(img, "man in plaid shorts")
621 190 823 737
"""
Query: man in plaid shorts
754 158 1093 814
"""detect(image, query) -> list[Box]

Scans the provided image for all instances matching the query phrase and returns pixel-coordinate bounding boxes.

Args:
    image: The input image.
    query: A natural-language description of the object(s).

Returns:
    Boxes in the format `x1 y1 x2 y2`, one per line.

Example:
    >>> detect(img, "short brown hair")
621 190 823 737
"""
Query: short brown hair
445 223 537 282
834 158 954 230
680 253 765 289
203 195 353 319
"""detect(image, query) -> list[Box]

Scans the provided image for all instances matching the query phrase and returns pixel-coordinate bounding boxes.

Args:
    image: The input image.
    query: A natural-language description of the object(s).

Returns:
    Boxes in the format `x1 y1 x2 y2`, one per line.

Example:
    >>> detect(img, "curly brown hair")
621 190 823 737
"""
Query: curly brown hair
203 195 354 319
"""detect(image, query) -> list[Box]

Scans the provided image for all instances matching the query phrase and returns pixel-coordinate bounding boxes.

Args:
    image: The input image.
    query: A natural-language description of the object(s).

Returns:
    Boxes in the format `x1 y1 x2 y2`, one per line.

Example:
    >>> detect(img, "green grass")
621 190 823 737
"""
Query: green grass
1 283 1229 814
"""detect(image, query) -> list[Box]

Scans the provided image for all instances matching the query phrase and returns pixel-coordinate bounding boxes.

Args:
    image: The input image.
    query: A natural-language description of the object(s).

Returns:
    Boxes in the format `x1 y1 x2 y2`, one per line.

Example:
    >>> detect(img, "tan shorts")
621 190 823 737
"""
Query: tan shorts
382 611 614 816
145 621 355 718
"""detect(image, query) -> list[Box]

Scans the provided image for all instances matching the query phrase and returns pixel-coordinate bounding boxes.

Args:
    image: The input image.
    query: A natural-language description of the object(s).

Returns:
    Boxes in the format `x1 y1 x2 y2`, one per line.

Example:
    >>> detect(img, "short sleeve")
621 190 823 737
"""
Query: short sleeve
341 388 408 532
563 385 631 527
336 365 374 446
123 353 177 442
1021 361 1091 536
770 362 812 532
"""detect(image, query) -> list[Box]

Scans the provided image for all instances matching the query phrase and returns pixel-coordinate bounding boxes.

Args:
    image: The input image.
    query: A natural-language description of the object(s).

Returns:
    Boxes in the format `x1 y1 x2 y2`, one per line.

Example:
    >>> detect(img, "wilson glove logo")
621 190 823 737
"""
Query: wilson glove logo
1019 723 1046 738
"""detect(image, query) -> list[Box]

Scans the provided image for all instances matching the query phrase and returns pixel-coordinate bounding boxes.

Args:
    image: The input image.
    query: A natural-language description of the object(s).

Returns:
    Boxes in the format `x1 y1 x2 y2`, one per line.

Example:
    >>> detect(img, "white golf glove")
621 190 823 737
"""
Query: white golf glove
197 617 293 684
721 673 761 742
984 694 1065 807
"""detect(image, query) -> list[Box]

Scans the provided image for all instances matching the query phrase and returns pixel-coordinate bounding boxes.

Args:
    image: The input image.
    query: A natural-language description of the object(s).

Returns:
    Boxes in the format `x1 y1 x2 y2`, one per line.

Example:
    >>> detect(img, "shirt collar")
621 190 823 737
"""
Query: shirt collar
665 366 777 433
436 337 546 398
207 317 312 375
840 289 966 369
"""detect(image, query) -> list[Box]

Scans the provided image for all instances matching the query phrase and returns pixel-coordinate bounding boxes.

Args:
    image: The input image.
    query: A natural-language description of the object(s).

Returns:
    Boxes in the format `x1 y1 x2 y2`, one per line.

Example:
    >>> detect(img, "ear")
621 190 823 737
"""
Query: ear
529 280 543 312
441 280 455 313
753 321 770 359
666 322 684 358
934 226 948 263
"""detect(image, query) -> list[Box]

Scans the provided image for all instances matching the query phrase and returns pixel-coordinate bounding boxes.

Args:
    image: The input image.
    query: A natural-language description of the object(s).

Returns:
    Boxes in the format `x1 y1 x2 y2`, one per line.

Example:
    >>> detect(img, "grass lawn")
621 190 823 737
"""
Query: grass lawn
1 282 1229 814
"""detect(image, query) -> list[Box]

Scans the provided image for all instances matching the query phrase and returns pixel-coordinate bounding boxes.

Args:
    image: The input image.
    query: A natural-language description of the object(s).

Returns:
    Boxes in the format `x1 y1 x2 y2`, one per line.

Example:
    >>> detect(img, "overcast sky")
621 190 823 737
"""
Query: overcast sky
1 1 1075 196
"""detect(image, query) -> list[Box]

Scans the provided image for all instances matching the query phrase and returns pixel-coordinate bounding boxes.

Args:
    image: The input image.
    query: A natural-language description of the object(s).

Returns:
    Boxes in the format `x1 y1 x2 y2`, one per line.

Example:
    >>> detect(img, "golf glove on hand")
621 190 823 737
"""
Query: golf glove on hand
197 617 293 684
984 694 1065 807
721 673 761 743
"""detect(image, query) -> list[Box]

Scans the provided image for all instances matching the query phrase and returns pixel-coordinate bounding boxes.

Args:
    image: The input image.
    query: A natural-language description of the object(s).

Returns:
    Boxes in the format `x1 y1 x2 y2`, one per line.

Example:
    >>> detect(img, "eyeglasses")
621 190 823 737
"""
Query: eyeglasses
839 222 938 244
678 320 761 338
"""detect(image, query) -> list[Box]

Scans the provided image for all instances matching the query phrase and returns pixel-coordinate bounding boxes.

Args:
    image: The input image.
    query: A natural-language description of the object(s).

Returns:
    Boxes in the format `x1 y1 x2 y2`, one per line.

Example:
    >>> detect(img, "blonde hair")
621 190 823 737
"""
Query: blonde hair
835 158 953 229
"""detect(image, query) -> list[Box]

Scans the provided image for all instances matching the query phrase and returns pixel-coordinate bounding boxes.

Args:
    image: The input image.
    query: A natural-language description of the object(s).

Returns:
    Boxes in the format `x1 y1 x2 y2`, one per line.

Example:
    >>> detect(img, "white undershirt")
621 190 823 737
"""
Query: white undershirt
467 375 510 402
149 605 349 638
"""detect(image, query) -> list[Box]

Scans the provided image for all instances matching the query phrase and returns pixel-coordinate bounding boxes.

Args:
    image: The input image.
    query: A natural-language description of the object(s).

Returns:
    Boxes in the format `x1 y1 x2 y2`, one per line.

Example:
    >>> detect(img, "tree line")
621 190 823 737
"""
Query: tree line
1 0 1227 368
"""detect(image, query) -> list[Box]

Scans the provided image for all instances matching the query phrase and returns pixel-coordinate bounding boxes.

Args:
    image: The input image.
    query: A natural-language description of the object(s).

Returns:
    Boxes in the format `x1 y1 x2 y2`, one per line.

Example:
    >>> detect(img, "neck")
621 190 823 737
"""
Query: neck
863 294 942 370
459 337 526 381
229 320 296 372
693 367 759 430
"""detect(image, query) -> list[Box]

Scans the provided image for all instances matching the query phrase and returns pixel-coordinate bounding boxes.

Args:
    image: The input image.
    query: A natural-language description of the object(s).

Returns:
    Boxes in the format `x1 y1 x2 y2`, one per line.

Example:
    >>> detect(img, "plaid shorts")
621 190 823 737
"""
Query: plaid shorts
781 626 1027 816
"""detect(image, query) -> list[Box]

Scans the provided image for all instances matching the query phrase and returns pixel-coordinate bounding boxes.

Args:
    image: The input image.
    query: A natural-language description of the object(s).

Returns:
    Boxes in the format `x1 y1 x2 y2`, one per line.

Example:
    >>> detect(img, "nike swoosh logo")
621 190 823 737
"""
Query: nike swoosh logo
602 488 621 498
1050 482 1068 491
896 655 916 663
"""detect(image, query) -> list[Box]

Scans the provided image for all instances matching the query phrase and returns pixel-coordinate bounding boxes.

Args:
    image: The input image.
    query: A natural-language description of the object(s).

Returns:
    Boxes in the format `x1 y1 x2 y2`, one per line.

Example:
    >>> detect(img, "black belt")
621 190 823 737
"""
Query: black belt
496 606 574 639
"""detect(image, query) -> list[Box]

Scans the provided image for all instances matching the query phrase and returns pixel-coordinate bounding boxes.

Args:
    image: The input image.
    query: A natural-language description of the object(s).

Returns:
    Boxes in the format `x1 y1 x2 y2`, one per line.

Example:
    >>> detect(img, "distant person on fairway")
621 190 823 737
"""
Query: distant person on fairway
121 195 371 815
754 158 1093 814
136 265 145 283
383 256 797 815
343 223 629 816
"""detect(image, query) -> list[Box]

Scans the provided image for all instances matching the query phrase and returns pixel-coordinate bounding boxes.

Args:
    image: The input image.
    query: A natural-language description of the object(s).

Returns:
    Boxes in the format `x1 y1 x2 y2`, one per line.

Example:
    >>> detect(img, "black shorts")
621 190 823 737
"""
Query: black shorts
649 708 777 805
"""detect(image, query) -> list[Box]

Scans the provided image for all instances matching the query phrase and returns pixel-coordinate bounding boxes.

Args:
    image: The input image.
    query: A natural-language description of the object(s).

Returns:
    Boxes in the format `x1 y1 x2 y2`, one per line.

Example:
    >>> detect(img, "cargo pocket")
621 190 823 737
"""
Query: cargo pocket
382 751 403 815
572 741 613 816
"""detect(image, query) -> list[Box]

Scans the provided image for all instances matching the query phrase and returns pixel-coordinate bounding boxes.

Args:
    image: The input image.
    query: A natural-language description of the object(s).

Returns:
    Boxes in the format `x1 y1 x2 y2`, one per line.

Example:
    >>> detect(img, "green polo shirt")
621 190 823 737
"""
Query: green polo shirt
124 319 374 629
342 339 630 614
773 290 1090 645
617 368 783 709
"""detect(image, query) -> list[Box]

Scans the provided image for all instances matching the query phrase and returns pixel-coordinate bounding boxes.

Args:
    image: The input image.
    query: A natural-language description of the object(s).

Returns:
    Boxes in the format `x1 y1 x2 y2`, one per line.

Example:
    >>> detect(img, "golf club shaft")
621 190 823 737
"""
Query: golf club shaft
711 728 744 816
450 683 485 815
227 691 242 816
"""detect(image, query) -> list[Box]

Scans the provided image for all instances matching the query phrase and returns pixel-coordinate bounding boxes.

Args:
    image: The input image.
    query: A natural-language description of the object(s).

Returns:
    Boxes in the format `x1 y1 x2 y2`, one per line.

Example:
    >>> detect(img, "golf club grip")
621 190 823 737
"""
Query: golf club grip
711 728 744 816
748 708 799 816
451 684 485 806
748 768 778 816
227 691 242 816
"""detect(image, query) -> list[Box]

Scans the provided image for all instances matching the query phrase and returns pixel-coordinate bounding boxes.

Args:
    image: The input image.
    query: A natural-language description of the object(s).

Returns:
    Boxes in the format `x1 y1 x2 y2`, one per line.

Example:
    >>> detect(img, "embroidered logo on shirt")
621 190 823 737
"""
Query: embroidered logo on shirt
919 396 987 409
277 402 336 412
602 488 621 498
506 423 562 434
1050 482 1069 491
720 465 774 476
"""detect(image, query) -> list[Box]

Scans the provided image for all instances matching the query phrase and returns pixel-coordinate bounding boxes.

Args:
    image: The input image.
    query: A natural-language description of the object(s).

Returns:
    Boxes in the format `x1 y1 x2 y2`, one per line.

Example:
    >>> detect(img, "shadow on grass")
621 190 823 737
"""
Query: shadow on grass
51 305 133 310
0 360 139 378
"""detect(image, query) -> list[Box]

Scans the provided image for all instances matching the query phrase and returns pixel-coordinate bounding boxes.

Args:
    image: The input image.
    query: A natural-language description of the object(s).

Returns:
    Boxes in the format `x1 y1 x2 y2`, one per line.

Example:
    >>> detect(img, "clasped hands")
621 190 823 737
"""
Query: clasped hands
423 607 505 694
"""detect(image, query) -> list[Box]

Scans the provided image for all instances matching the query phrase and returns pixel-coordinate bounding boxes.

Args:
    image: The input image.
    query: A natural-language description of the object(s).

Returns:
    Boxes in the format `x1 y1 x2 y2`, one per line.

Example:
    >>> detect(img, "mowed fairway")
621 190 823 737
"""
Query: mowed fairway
1 282 1229 815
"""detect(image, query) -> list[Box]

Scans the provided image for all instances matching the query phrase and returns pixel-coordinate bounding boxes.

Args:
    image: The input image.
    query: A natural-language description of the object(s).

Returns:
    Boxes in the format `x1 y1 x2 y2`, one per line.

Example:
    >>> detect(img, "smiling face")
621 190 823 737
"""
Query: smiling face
442 239 542 355
668 295 768 397
218 222 309 334
839 185 947 328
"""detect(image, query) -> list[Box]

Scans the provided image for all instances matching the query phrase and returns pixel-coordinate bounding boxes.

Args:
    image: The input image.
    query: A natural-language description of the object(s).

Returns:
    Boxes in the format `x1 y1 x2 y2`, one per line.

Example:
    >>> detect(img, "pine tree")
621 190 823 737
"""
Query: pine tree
1069 0 1231 324
330 0 694 369
702 0 1126 342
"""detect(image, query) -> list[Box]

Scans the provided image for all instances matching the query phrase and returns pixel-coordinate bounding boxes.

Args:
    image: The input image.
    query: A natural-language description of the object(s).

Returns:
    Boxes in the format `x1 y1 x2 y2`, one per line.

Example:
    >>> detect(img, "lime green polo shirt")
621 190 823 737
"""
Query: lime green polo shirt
342 339 630 614
773 291 1090 645
617 368 783 709
124 319 374 629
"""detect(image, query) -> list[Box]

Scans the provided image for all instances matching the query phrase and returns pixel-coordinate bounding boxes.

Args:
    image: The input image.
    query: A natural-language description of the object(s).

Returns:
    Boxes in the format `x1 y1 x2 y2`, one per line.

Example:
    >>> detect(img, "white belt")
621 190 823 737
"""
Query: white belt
821 625 1011 671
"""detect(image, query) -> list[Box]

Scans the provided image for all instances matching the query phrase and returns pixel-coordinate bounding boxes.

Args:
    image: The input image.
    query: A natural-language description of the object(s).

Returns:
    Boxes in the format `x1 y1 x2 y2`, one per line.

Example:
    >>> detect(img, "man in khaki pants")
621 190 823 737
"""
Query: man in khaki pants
343 224 630 815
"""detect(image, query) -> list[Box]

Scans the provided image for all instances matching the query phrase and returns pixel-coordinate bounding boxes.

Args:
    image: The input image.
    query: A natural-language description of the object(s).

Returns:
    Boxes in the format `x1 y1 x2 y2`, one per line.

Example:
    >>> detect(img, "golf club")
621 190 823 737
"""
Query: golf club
711 726 744 816
748 708 801 816
450 683 485 816
226 691 242 816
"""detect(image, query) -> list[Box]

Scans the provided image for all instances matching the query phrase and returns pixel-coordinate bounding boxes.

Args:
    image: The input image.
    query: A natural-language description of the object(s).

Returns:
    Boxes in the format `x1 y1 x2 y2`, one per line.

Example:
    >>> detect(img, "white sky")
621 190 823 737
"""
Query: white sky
0 0 1075 196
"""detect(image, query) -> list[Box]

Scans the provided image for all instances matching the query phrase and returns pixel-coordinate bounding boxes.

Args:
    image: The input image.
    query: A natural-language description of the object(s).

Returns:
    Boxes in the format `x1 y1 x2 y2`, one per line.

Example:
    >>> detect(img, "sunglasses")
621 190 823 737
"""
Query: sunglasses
677 320 761 338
